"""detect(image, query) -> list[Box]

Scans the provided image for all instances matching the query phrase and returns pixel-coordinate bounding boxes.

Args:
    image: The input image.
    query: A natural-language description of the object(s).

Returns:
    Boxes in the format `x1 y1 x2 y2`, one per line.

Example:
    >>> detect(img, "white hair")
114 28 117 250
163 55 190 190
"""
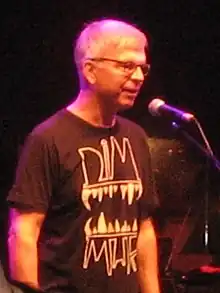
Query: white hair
73 18 148 71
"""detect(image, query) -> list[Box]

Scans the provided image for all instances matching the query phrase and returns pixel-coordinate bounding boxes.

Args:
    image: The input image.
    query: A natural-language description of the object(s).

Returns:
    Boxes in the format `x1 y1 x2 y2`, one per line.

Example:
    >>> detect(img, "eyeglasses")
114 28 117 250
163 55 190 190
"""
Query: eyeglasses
87 57 151 77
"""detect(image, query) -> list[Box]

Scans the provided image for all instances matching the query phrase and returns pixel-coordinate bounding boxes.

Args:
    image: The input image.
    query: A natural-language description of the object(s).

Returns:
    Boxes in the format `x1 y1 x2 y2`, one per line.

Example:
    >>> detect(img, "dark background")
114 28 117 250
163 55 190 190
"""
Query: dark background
1 0 220 272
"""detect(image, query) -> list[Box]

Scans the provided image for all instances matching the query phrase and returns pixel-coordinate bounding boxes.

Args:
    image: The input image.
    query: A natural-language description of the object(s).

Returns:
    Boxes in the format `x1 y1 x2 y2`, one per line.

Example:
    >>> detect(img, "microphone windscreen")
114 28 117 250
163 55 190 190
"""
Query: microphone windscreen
148 98 165 116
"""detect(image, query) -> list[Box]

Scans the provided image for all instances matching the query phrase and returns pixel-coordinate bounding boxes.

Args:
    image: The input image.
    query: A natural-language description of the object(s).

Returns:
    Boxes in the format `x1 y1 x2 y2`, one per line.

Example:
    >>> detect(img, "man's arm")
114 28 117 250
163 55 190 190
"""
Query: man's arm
8 208 45 290
136 218 160 293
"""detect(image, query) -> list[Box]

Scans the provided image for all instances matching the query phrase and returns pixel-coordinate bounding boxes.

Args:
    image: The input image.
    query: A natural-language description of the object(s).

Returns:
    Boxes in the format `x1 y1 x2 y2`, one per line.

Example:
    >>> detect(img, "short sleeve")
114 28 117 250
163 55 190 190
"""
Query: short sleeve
7 131 57 213
138 136 160 220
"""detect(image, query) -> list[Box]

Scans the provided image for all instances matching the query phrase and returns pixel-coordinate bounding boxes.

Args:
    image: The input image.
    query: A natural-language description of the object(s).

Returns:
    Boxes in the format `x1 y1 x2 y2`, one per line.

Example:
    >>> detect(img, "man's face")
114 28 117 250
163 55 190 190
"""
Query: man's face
86 36 148 111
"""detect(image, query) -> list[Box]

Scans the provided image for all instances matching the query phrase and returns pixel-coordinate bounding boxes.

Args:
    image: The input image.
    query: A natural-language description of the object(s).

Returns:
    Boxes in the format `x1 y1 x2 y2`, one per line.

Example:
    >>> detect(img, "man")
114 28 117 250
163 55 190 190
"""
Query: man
7 18 160 293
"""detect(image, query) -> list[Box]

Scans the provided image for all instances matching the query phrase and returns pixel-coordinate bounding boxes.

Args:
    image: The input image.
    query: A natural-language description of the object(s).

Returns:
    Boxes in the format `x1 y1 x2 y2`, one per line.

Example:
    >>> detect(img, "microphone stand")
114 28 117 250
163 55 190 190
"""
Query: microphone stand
172 120 220 171
172 118 220 251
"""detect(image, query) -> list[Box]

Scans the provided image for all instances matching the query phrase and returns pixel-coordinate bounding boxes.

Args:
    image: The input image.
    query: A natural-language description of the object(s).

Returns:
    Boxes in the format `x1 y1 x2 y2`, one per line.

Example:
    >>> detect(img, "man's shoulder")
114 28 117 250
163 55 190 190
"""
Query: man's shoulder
34 108 67 132
25 108 73 146
33 108 77 136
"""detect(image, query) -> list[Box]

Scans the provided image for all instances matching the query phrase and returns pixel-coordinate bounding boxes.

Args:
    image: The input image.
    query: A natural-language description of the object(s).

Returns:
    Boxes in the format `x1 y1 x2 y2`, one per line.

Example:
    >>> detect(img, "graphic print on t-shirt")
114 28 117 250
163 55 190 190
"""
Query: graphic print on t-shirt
78 136 143 276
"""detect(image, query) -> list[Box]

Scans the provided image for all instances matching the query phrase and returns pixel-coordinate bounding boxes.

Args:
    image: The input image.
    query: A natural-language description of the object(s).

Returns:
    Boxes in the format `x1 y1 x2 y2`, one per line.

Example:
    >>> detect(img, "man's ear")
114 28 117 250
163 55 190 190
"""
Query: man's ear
82 60 96 85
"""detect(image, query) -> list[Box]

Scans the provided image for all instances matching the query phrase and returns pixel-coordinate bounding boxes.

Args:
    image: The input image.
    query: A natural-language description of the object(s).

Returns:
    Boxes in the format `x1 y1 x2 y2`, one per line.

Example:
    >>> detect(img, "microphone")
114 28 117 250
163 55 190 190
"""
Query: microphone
148 98 195 122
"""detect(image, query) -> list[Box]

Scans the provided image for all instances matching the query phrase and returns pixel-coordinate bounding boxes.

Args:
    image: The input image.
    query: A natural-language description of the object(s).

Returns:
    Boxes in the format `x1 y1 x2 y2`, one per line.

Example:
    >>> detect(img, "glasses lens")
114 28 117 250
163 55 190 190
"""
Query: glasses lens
141 64 150 76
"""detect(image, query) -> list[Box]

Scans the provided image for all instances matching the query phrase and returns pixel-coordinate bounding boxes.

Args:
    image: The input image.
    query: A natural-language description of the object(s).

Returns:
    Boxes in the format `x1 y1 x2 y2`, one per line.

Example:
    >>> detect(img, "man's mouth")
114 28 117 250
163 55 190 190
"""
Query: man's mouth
121 89 140 98
122 88 139 94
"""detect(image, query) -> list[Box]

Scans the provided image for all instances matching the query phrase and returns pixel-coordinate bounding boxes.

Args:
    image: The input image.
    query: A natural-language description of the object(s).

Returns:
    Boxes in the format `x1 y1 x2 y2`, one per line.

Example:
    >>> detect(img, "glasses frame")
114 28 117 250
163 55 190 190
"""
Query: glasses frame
87 57 151 77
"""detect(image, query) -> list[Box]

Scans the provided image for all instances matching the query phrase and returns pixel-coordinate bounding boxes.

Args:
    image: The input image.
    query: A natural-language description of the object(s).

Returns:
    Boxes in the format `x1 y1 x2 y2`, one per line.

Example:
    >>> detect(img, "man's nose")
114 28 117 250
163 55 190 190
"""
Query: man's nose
131 66 145 81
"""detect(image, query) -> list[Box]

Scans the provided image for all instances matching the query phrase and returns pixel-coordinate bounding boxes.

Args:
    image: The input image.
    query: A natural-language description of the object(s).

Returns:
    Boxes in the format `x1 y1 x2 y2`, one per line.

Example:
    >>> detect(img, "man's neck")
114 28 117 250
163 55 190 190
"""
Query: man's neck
66 90 116 128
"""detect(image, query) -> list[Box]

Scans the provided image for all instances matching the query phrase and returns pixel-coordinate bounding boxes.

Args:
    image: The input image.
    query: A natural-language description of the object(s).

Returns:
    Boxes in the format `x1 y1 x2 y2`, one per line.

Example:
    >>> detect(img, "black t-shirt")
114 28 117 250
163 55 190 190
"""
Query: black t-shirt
8 109 159 293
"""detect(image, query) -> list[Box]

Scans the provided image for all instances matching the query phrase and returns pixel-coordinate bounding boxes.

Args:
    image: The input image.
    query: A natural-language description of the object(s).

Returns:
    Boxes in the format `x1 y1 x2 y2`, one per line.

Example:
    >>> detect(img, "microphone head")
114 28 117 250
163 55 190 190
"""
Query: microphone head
148 97 195 122
148 98 165 116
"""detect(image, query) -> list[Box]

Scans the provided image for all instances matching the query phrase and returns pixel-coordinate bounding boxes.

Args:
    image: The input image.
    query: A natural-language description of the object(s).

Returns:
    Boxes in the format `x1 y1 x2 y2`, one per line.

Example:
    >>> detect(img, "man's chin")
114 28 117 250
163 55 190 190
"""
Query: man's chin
117 100 135 112
113 91 138 111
